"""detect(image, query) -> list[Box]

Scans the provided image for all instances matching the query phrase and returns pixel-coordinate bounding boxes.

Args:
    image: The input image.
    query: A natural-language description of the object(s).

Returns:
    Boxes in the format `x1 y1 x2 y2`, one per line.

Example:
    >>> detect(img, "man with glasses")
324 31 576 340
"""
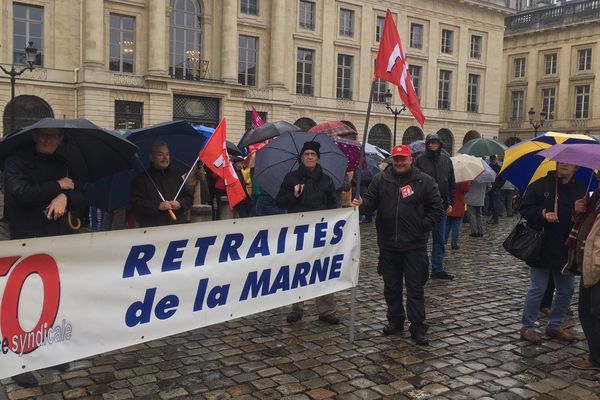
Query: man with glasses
352 145 444 345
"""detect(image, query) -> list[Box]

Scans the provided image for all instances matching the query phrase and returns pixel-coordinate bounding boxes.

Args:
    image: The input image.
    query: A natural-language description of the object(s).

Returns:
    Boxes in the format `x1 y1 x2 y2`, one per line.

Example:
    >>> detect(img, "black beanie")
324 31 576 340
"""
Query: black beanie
300 141 320 158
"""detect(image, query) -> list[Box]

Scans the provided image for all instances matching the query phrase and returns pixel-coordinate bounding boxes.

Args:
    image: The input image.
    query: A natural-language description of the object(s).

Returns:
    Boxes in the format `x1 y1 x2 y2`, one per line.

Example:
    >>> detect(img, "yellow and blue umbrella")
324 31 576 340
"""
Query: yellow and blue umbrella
499 131 596 193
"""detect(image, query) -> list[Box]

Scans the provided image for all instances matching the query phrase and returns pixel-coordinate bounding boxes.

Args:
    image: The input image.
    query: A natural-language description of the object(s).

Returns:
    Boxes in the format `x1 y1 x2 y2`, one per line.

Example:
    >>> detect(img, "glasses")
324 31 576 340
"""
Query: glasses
36 132 63 141
302 151 318 157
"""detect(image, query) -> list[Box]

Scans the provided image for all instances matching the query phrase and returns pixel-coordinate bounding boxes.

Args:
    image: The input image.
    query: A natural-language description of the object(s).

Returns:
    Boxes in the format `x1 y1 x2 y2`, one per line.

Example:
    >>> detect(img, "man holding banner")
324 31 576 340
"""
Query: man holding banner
352 145 443 345
276 141 341 325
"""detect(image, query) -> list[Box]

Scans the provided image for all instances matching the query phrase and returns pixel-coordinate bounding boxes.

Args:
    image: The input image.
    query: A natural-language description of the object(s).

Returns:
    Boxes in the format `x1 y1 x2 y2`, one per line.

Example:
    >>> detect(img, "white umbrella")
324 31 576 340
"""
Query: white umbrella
451 154 485 183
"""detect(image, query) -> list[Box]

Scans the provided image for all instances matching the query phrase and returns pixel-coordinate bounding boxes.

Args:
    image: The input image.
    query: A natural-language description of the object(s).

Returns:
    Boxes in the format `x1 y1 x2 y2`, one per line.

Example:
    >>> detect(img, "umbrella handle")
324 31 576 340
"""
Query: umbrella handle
168 209 177 221
67 212 81 231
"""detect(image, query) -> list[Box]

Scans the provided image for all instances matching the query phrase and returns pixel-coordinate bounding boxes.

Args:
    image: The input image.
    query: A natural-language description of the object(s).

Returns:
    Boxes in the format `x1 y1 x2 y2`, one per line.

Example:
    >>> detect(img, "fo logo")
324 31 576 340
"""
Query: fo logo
0 254 60 354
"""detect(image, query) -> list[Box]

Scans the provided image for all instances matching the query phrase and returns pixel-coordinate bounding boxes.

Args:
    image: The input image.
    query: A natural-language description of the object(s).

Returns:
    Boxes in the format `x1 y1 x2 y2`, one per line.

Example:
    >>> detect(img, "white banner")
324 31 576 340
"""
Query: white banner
0 208 360 379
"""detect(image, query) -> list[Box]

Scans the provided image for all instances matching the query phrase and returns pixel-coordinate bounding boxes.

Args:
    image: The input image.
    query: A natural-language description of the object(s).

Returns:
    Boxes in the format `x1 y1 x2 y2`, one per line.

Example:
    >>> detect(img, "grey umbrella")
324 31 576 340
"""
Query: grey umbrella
238 121 301 149
253 132 348 199
457 137 507 157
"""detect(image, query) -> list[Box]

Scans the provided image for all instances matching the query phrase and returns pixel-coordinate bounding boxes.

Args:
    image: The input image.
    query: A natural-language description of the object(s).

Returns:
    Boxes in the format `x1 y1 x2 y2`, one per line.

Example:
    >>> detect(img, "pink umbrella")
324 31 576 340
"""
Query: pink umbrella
331 136 360 171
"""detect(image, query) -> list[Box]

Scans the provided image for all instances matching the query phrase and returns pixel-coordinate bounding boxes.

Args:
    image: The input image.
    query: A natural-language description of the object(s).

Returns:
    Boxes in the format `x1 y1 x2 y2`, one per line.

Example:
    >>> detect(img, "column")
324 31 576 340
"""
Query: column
221 0 238 83
269 0 285 88
148 0 167 75
83 0 104 68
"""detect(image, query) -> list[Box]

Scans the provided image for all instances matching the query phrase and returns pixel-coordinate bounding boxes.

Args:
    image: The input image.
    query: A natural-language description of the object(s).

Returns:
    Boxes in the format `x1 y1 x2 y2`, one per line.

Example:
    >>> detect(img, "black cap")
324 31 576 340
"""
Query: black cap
300 141 321 158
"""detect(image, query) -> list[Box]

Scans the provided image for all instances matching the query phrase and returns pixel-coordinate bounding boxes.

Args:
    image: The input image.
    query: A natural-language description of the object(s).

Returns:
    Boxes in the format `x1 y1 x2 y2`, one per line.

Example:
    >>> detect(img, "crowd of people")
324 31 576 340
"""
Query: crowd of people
1 126 599 389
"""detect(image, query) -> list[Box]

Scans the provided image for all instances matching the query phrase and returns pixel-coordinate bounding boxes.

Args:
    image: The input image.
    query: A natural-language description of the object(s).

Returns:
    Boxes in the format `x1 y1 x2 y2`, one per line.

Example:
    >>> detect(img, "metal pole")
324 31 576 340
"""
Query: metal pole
393 113 398 147
10 73 16 134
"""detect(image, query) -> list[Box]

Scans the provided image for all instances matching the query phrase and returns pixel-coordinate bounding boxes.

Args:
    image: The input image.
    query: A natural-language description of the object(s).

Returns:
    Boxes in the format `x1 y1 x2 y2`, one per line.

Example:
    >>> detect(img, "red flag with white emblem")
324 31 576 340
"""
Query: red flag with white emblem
199 118 247 208
375 10 425 127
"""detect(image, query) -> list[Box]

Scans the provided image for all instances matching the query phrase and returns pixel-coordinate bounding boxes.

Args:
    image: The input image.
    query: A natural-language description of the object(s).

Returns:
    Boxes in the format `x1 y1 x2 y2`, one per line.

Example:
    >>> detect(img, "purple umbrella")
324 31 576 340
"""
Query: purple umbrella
407 140 426 156
475 159 496 183
537 143 600 171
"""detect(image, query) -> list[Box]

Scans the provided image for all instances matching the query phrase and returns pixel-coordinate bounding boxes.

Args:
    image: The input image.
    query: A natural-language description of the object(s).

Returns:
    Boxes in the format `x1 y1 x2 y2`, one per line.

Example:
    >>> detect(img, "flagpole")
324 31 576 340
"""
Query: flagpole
173 157 200 202
135 154 177 221
349 77 377 344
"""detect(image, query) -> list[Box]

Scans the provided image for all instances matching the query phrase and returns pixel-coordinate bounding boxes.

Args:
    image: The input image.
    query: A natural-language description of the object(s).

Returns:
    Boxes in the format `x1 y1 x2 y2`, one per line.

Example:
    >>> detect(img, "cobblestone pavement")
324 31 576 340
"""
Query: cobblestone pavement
1 216 599 400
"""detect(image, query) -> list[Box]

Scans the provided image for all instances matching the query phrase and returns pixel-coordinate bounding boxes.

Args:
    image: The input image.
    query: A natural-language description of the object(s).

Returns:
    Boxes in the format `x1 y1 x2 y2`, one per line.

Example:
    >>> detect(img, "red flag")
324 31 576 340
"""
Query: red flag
250 106 265 129
375 10 425 127
199 119 247 209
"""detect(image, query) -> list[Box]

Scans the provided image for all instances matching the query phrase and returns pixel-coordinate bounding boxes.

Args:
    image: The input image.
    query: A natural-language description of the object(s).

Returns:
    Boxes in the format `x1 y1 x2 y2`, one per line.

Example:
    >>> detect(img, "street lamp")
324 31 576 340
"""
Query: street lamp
0 41 38 135
384 89 406 147
528 107 547 136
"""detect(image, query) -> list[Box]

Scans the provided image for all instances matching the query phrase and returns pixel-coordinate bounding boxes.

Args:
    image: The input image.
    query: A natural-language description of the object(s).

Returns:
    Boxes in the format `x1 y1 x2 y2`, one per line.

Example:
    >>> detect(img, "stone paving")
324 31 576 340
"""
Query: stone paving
1 216 599 400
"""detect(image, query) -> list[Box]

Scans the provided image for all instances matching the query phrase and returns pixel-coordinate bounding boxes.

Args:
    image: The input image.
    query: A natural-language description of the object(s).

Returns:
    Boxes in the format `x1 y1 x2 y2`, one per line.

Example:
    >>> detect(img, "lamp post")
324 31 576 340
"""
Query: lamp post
0 41 38 135
384 89 406 147
528 107 547 136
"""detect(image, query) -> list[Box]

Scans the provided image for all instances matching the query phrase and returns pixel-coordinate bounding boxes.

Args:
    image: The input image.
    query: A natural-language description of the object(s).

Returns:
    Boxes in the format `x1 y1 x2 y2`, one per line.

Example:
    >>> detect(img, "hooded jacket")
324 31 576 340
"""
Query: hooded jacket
361 166 444 251
414 133 456 209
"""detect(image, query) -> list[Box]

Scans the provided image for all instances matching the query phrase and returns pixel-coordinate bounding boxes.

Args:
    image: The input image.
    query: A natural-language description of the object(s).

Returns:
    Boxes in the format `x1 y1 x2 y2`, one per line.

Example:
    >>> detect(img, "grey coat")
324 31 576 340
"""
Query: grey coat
464 181 489 207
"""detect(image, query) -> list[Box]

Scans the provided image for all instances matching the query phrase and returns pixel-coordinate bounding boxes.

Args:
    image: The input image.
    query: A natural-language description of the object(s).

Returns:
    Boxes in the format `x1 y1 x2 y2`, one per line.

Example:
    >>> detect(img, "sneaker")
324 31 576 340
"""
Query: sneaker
318 313 340 325
431 271 454 280
570 358 600 371
411 333 430 346
520 328 542 344
12 372 38 388
286 311 303 324
382 323 404 336
545 327 576 342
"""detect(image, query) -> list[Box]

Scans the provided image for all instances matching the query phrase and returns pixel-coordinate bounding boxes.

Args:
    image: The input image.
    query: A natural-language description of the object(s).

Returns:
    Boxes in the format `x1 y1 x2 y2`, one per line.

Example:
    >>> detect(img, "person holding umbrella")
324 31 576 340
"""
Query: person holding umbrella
2 127 86 387
276 141 340 325
130 141 193 227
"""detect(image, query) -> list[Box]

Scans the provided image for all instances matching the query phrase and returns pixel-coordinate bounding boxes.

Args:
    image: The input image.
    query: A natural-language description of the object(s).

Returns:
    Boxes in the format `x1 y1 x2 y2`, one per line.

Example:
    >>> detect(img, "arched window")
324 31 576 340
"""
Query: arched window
368 124 392 151
505 136 522 147
437 128 454 155
463 130 481 145
170 0 203 80
402 126 423 144
294 117 316 131
3 95 54 136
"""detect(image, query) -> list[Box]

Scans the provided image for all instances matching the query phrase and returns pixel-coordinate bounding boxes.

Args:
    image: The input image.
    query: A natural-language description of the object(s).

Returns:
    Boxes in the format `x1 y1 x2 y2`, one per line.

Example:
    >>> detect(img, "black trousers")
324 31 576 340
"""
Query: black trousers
378 247 428 336
579 279 600 366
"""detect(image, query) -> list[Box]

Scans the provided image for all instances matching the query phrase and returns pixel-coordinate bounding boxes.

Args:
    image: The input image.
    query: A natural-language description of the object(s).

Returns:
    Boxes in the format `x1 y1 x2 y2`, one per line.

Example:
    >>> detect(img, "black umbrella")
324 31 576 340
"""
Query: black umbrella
238 121 301 149
0 118 137 182
253 132 348 199
226 140 243 157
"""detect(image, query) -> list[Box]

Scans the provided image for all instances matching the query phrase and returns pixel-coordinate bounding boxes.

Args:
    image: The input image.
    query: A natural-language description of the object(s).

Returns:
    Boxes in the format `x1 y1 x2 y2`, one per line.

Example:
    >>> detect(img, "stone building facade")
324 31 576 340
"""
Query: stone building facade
1 0 513 153
500 0 600 144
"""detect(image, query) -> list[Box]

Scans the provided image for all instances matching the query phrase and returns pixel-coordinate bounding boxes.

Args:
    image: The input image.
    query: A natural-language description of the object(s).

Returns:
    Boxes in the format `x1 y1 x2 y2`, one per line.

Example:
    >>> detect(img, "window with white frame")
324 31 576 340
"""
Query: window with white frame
470 35 482 59
514 57 526 78
13 3 43 66
408 64 422 99
374 78 387 103
375 16 385 42
574 85 590 119
441 29 453 54
578 49 592 71
467 74 480 112
410 23 423 49
544 53 557 75
296 48 314 95
336 54 353 99
238 35 257 86
240 0 258 15
438 70 452 109
299 0 315 30
339 9 354 37
542 88 556 120
511 90 524 120
109 14 136 73
169 0 203 80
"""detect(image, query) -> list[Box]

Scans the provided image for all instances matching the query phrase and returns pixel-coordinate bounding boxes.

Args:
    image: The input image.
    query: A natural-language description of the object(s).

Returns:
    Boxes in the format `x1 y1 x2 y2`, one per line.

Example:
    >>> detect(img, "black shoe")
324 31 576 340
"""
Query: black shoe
53 362 70 372
431 271 454 280
382 323 404 336
12 372 38 388
411 333 430 346
487 219 498 224
451 245 460 250
469 233 478 237
318 313 340 325
286 311 303 324
477 233 484 237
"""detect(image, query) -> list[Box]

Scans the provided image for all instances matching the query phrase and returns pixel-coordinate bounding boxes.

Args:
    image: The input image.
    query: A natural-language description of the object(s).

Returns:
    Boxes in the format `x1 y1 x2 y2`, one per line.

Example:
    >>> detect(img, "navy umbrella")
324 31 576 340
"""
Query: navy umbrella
0 118 137 182
85 120 207 211
253 132 348 199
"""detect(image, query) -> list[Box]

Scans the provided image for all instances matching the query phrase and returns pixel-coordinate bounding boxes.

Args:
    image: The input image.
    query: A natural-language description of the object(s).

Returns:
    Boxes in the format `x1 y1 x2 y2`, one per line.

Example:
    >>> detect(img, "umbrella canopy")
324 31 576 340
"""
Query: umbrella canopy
537 143 600 172
365 143 391 158
193 124 242 156
238 121 301 149
475 160 497 183
407 140 426 156
0 118 137 182
308 121 357 138
500 131 597 193
451 154 484 183
253 132 348 199
331 136 361 172
457 137 507 157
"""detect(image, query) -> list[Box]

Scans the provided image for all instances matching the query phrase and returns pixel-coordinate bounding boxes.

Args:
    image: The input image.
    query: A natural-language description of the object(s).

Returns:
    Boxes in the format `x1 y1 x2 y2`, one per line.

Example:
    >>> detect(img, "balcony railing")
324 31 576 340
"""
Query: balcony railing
506 0 600 33
170 60 209 81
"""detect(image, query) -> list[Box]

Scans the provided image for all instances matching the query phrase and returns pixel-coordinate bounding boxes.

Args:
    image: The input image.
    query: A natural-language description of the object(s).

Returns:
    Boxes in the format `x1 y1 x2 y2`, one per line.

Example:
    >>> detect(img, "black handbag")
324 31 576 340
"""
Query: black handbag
502 219 544 264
